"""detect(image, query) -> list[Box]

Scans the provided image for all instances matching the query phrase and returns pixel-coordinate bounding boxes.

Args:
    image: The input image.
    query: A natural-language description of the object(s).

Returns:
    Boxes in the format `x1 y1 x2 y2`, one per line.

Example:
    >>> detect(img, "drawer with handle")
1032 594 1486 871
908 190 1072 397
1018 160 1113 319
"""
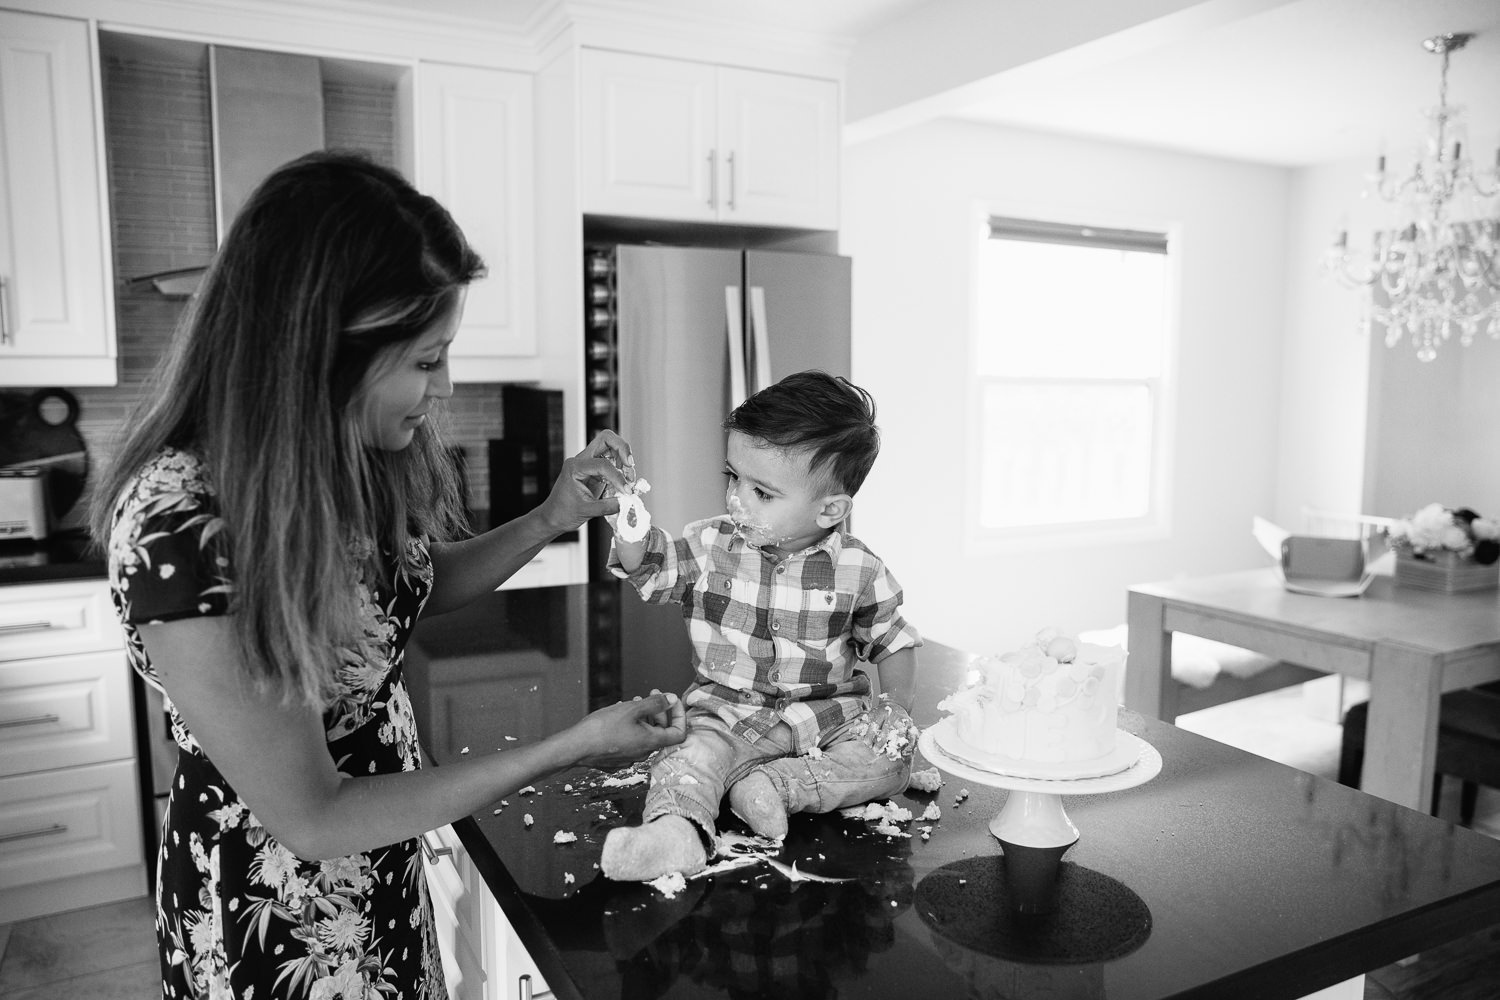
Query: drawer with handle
0 649 133 778
0 758 144 892
0 580 121 662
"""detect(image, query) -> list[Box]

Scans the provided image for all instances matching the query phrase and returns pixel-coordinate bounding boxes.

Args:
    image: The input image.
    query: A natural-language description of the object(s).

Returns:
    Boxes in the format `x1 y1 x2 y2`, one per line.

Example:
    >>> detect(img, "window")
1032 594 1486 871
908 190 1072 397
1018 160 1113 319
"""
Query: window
973 216 1172 540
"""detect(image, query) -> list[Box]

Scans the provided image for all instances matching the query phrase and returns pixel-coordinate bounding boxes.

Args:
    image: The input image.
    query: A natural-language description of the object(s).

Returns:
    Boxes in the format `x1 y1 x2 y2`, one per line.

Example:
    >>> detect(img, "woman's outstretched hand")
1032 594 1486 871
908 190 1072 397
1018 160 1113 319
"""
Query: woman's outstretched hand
538 430 635 534
569 690 686 771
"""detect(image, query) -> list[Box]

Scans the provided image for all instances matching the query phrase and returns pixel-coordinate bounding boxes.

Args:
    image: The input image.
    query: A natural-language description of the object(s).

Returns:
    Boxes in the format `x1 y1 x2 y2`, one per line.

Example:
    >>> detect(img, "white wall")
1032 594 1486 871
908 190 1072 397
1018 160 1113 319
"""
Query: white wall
1273 156 1374 528
842 119 1290 655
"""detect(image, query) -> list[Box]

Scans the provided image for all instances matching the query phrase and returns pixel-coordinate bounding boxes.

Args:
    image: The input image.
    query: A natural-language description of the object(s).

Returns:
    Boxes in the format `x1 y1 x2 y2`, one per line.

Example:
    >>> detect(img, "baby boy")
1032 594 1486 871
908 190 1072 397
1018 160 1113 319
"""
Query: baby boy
601 370 922 880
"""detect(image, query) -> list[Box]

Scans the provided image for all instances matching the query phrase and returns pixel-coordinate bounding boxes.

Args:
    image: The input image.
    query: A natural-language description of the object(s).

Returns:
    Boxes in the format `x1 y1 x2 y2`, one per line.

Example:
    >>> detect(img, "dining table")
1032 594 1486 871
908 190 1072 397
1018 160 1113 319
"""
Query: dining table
405 581 1500 1000
1124 567 1500 812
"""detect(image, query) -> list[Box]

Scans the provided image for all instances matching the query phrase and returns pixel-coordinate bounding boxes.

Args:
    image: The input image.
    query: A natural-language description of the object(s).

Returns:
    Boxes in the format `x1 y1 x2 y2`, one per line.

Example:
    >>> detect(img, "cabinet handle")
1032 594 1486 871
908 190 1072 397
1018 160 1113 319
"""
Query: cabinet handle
518 974 553 1000
0 275 10 346
0 823 67 844
0 713 61 729
420 831 453 863
707 149 717 208
0 620 54 634
726 151 736 211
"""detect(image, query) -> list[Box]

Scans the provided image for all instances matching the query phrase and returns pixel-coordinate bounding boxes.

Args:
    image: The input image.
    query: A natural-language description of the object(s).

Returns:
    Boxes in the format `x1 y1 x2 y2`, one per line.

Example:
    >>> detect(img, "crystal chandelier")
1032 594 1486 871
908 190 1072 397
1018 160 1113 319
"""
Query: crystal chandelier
1323 32 1499 363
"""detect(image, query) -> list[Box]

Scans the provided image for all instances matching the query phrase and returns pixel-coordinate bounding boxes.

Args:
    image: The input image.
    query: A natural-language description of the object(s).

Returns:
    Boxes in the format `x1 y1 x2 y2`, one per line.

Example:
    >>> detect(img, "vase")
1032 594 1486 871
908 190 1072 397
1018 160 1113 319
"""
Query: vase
1393 550 1500 593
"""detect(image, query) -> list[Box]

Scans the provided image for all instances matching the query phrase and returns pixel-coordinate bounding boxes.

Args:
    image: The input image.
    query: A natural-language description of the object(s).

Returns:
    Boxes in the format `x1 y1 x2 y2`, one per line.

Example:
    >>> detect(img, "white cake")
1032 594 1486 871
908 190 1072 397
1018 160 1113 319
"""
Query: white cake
937 629 1126 766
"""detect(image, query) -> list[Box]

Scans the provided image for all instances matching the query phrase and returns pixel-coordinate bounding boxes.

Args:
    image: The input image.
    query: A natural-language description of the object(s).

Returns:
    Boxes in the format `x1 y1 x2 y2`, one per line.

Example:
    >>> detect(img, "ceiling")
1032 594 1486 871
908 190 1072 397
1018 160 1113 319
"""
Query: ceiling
331 0 1500 169
949 0 1500 168
341 0 923 38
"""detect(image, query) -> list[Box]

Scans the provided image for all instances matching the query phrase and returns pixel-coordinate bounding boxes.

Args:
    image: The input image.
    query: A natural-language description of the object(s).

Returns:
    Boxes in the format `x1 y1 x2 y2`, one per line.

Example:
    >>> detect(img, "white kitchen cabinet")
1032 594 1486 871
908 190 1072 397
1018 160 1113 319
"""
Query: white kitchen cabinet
0 579 146 920
423 822 550 1000
0 10 116 386
580 49 839 229
417 62 537 381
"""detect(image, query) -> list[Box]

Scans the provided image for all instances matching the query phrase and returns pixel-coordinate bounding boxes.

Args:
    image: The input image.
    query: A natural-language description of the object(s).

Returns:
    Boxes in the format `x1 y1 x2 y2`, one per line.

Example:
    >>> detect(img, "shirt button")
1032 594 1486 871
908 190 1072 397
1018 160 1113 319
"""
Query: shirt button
725 581 732 590
771 621 780 631
776 566 785 574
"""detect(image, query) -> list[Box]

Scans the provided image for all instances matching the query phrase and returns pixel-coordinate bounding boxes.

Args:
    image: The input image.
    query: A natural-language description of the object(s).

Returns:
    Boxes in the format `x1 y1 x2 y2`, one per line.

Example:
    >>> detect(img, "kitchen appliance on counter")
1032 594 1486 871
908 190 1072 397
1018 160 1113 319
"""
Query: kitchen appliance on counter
0 388 89 540
582 244 851 578
0 467 49 540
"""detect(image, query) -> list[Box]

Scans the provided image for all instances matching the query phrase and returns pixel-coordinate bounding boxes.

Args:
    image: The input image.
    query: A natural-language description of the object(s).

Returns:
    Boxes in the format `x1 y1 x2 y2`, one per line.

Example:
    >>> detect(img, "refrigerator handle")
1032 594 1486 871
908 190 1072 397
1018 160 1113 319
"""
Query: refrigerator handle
725 285 748 408
747 286 772 394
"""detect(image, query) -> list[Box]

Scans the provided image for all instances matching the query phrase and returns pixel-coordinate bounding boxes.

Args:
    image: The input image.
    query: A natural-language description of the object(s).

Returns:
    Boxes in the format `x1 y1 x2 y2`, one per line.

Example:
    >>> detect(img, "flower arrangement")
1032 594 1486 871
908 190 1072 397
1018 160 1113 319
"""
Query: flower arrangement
1386 503 1500 565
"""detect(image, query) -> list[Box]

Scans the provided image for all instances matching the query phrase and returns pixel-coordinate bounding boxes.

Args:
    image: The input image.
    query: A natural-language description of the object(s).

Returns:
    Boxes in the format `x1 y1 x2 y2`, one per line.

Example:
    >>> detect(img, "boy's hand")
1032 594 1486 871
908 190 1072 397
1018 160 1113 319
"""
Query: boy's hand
605 477 652 574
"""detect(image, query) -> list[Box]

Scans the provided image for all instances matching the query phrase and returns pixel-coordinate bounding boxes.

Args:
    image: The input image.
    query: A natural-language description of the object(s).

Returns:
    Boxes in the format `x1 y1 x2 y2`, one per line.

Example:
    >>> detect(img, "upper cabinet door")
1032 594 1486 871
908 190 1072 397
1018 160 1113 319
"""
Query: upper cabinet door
579 50 840 230
717 67 839 230
417 63 536 378
579 50 717 223
0 11 115 387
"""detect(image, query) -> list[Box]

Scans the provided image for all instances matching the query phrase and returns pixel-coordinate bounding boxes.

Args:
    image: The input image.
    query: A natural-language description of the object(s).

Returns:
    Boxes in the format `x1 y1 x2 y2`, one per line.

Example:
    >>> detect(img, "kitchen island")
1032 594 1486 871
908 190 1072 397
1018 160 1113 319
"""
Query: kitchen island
405 582 1500 1000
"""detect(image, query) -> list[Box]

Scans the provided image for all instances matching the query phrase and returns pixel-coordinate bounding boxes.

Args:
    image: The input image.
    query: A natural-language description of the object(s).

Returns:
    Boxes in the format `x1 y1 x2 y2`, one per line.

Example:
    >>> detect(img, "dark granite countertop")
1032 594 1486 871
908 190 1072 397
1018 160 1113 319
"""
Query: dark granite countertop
404 583 1500 1000
0 510 550 587
0 530 106 585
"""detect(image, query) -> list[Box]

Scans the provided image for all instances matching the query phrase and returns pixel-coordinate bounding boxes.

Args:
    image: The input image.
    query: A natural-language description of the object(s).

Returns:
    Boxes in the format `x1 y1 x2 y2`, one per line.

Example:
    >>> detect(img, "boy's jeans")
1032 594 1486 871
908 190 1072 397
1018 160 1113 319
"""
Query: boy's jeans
642 700 918 840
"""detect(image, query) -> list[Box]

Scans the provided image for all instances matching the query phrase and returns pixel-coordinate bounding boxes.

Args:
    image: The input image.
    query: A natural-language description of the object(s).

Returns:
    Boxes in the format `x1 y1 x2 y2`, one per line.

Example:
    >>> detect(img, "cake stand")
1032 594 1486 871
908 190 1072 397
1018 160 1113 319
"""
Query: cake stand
917 721 1162 912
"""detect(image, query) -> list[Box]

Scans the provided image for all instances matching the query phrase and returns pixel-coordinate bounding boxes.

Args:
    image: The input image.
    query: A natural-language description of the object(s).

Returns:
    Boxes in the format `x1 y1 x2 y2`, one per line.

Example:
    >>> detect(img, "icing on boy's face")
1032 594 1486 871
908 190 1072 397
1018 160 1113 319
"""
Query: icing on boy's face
723 431 845 555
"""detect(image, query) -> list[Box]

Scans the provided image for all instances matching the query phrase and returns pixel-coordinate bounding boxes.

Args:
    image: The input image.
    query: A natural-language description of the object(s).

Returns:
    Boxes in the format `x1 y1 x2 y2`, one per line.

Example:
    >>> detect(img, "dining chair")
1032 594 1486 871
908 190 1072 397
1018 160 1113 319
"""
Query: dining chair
1338 681 1500 824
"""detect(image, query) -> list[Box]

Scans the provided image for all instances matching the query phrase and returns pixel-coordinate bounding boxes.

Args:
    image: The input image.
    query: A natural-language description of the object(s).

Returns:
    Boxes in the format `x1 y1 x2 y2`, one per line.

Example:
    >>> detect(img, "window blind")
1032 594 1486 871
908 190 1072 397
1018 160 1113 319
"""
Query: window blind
988 216 1168 255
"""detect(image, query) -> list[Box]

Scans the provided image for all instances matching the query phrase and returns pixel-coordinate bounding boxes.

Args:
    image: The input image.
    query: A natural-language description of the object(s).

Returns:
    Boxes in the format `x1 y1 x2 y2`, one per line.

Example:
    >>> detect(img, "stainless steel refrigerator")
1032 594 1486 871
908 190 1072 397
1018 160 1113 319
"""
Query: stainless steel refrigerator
583 244 852 579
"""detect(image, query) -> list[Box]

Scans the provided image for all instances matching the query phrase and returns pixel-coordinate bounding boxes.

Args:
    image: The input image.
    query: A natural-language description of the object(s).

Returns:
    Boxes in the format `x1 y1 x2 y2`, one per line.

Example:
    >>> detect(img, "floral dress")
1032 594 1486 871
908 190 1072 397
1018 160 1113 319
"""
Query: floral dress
107 448 447 1000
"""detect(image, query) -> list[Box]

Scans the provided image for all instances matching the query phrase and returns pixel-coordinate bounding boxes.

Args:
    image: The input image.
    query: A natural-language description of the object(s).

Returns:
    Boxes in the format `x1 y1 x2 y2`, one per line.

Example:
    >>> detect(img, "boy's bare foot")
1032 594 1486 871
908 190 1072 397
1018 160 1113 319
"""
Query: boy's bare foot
600 815 707 881
728 770 788 840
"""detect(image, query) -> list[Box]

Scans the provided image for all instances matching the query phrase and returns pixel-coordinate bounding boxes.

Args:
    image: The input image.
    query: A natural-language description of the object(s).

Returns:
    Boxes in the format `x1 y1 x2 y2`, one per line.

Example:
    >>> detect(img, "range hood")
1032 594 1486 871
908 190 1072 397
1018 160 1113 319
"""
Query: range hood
130 46 324 299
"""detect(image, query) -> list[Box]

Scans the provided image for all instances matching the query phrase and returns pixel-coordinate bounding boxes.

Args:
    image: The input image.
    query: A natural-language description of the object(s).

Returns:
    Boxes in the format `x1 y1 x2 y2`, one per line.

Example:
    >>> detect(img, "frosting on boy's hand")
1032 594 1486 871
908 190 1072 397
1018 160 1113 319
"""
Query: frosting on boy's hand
615 476 652 543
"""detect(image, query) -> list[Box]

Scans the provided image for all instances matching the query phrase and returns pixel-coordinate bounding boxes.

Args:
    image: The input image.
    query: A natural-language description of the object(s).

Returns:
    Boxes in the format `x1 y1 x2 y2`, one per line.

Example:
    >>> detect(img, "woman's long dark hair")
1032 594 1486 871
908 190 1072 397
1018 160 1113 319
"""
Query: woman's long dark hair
90 151 484 706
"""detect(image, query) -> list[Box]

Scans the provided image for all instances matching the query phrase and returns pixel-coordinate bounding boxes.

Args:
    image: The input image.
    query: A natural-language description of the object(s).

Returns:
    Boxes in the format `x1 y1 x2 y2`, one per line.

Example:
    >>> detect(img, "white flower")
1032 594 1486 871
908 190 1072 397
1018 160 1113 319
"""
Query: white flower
250 841 300 890
1408 503 1454 549
1392 503 1492 556
319 855 365 888
309 960 368 1000
206 801 246 830
283 872 314 906
187 910 217 956
316 909 370 952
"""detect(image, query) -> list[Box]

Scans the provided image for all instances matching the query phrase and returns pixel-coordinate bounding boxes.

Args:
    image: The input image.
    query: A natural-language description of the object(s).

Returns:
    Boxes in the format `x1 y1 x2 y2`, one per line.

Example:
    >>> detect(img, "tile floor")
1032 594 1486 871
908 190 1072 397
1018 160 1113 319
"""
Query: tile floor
1 682 1496 999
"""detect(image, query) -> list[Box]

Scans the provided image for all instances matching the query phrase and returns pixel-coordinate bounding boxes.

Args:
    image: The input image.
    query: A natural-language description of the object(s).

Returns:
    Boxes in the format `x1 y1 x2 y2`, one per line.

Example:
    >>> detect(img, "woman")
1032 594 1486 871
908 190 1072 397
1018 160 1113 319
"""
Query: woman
90 151 684 1000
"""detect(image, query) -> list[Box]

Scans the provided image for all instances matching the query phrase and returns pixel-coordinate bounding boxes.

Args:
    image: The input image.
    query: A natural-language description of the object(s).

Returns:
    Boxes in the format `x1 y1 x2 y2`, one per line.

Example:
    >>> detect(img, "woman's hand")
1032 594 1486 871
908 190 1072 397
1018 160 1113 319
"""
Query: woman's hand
567 690 686 771
537 430 636 534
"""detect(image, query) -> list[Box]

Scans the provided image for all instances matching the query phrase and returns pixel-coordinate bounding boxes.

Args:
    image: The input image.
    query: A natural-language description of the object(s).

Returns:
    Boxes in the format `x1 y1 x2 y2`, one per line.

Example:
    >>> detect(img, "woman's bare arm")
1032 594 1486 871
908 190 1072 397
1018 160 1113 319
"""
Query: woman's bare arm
141 615 683 860
425 431 634 616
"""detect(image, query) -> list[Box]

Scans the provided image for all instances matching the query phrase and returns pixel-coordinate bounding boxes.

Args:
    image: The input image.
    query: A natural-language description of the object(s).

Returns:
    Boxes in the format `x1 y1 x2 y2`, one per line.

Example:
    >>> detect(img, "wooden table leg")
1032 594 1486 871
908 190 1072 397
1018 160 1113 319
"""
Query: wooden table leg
1125 590 1176 721
1362 642 1442 812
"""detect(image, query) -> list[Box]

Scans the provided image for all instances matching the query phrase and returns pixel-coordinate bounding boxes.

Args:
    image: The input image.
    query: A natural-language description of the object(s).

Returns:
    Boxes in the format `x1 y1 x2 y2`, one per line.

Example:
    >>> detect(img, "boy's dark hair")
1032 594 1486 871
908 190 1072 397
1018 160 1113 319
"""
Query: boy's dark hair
724 370 880 495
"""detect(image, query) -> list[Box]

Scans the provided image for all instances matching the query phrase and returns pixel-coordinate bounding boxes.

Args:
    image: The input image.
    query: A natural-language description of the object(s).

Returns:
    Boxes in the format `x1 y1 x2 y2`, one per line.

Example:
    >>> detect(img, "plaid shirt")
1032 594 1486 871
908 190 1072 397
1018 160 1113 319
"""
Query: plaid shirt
609 516 921 753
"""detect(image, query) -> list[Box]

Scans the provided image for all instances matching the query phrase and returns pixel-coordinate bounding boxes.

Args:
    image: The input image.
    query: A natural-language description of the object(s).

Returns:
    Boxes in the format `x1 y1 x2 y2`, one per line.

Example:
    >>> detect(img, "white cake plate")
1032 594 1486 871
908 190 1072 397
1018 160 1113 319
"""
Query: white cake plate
918 725 1162 849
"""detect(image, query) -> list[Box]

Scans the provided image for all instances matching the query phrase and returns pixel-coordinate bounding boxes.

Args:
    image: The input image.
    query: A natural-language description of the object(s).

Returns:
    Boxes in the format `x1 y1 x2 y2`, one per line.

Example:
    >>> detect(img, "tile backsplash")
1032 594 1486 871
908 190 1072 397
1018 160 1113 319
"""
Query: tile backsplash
62 42 502 523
